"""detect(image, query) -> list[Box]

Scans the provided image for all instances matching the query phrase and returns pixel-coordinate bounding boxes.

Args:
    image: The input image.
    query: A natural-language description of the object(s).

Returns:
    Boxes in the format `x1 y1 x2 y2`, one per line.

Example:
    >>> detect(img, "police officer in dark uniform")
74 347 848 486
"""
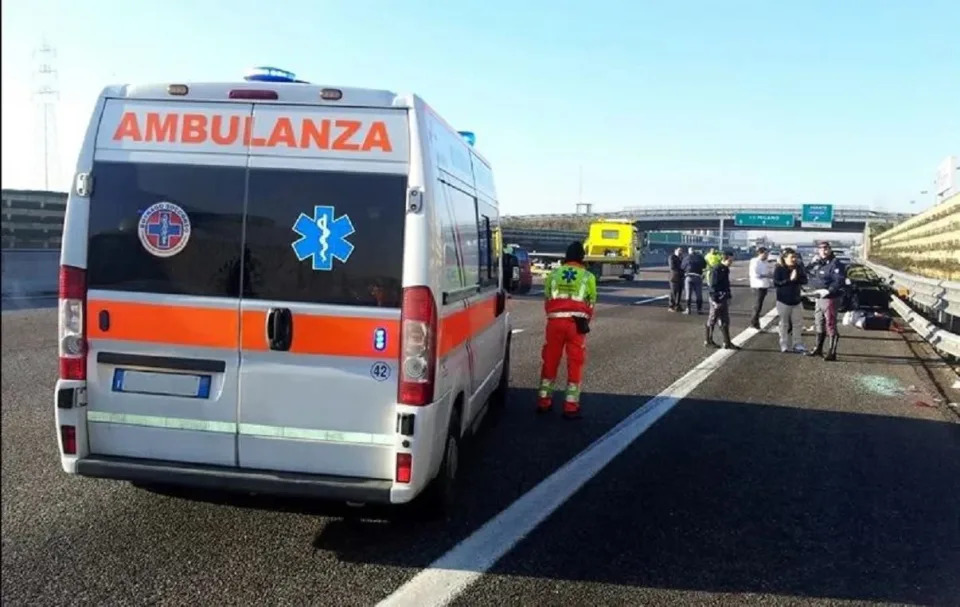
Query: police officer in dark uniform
805 241 846 361
705 250 740 350
681 247 708 314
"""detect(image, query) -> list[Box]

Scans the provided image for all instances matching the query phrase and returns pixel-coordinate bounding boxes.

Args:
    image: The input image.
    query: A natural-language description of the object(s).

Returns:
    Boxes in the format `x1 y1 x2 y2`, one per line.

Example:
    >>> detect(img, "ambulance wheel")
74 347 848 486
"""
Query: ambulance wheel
413 409 461 521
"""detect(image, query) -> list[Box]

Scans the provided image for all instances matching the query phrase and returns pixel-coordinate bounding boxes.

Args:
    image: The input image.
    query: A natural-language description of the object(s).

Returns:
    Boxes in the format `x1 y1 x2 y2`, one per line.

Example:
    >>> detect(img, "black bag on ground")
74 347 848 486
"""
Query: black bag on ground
862 314 892 331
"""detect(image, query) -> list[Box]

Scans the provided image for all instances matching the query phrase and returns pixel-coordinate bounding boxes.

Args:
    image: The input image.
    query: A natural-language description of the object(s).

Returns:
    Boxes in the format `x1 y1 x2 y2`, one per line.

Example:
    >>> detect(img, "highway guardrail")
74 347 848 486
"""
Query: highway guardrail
862 259 960 359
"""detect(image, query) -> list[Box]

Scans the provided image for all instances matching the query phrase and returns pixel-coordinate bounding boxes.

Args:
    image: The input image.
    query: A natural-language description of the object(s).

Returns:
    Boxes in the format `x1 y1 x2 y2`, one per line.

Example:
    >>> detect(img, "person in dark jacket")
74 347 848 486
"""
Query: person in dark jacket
704 251 740 350
804 241 846 360
680 247 707 315
667 247 685 311
773 248 807 353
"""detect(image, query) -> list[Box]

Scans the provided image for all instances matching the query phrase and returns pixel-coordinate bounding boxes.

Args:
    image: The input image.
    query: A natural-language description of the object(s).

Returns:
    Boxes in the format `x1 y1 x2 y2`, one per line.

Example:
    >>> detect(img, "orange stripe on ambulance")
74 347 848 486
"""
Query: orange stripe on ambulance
111 111 394 152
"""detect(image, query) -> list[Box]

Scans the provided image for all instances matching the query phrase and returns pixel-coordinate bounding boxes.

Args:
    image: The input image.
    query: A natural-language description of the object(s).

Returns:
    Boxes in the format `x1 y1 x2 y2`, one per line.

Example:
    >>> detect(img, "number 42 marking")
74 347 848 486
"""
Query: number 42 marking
370 362 391 382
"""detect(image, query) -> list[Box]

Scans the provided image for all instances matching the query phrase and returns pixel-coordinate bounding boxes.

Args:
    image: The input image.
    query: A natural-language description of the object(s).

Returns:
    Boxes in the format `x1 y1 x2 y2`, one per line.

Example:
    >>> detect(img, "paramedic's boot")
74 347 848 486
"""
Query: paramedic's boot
721 326 741 350
536 379 554 413
562 384 582 420
806 333 826 357
704 325 719 348
823 335 839 361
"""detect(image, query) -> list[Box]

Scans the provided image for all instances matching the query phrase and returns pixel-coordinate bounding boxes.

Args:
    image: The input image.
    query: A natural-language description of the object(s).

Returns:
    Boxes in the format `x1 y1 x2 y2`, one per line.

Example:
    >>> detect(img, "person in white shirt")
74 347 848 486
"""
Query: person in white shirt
748 247 774 329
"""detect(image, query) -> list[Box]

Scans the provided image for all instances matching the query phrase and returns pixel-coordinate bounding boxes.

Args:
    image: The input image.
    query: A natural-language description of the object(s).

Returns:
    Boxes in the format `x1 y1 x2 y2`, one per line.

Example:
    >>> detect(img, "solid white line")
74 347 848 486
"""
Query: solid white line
632 294 670 305
377 307 781 607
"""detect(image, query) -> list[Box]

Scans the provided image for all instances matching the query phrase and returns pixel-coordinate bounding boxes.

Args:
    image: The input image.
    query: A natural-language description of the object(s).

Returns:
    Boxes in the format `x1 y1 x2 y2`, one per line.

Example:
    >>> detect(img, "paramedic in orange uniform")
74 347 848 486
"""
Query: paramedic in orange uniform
537 242 598 419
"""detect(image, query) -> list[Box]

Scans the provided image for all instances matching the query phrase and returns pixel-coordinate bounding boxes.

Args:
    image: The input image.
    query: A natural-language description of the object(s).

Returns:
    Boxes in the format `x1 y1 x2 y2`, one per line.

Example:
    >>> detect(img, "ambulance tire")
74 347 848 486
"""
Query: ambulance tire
412 408 462 521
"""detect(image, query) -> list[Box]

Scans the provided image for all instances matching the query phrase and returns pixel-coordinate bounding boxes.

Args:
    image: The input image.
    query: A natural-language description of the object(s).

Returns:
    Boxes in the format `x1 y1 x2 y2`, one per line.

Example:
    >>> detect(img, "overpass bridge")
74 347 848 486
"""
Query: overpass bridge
504 205 912 234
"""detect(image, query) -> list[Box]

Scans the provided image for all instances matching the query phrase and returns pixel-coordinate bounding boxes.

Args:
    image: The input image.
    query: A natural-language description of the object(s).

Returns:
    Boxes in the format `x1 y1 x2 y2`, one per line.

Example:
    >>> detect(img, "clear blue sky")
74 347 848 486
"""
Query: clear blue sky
2 0 958 223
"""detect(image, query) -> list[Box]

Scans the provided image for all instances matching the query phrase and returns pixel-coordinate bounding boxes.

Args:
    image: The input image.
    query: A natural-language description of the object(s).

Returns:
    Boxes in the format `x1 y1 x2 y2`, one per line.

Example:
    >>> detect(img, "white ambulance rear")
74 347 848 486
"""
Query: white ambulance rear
54 67 519 516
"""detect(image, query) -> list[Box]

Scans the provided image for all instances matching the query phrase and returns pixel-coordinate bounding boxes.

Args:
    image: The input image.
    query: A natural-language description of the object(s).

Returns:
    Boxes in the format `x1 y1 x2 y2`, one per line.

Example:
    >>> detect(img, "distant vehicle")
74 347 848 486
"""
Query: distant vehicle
583 220 643 281
504 243 533 293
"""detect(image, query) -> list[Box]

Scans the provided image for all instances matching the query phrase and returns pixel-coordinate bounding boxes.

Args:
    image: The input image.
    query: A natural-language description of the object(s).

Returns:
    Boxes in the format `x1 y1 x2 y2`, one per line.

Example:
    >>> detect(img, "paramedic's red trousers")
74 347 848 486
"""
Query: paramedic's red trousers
538 317 586 413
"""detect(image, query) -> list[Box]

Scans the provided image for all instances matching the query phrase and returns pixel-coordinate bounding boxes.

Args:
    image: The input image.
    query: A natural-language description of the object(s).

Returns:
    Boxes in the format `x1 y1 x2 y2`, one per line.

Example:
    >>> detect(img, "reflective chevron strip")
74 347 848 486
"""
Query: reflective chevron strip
86 411 394 446
86 411 236 433
238 423 394 446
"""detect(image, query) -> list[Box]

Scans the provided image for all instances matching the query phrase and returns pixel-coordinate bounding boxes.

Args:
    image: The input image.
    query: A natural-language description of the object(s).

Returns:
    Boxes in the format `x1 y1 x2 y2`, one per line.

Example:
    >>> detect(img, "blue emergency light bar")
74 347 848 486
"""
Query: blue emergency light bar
458 131 476 147
243 66 308 83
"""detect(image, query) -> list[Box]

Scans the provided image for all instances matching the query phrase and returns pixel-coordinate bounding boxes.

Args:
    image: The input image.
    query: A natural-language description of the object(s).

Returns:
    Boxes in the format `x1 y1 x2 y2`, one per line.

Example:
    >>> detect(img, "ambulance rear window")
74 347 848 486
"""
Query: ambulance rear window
243 167 406 307
86 161 406 307
87 161 247 298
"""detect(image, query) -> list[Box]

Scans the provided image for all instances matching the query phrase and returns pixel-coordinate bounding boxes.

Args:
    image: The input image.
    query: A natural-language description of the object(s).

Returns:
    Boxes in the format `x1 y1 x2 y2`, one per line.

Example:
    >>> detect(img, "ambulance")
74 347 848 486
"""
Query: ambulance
54 67 519 517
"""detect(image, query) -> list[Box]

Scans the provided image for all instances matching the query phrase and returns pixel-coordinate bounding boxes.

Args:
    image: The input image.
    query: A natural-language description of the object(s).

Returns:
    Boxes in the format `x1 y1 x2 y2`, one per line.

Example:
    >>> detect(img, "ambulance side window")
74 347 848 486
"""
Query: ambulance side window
437 183 464 295
477 197 499 289
443 183 480 290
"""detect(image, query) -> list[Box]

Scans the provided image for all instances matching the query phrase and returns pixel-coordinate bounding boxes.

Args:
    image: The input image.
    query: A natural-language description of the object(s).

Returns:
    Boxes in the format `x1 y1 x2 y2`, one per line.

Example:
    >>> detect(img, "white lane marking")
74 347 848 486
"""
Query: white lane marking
378 307 781 607
510 329 525 335
632 294 670 306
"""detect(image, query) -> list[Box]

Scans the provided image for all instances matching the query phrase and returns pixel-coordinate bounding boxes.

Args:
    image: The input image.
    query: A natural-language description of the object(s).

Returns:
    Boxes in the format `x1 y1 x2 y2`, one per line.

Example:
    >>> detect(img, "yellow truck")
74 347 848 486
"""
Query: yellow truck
583 220 643 281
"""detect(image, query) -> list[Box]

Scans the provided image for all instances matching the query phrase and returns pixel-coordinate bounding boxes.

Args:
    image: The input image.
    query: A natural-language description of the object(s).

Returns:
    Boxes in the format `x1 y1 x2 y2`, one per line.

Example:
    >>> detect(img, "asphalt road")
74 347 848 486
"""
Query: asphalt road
2 266 958 606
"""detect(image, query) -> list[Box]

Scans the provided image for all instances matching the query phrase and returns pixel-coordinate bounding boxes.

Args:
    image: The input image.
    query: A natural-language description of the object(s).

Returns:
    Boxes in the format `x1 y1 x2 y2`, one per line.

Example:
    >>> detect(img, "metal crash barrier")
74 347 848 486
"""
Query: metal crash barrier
862 259 960 359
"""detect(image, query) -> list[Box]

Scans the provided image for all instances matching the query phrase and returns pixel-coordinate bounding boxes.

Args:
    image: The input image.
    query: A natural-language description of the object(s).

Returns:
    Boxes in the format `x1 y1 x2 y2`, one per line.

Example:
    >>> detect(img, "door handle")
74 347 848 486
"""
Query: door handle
265 308 293 351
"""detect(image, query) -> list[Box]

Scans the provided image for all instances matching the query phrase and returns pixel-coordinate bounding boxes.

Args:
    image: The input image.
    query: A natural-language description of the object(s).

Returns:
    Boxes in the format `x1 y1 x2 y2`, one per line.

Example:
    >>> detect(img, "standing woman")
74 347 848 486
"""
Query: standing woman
773 248 807 353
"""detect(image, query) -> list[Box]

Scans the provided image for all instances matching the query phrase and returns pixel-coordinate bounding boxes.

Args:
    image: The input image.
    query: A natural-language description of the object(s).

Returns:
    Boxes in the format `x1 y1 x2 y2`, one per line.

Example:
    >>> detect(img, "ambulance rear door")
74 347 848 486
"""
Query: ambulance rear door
236 104 411 480
83 99 253 467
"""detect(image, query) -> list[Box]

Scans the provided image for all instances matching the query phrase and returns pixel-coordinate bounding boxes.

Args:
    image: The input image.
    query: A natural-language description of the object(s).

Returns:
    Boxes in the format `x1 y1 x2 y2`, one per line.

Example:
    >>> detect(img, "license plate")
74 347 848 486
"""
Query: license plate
112 369 211 399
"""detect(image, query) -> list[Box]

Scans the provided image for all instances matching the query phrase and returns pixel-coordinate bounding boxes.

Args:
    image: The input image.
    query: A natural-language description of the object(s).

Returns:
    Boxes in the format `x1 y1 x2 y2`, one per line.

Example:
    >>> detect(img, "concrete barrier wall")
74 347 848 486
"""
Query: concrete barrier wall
870 193 960 281
1 249 60 298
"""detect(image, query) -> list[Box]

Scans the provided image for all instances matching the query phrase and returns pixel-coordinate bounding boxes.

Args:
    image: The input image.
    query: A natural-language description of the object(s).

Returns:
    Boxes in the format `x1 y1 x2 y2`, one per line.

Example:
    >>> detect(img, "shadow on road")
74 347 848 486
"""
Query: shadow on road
310 390 958 605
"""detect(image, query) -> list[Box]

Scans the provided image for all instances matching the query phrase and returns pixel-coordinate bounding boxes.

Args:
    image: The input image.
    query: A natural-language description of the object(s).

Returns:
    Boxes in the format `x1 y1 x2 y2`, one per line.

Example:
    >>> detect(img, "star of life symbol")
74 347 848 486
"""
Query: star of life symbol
562 268 578 283
291 205 356 271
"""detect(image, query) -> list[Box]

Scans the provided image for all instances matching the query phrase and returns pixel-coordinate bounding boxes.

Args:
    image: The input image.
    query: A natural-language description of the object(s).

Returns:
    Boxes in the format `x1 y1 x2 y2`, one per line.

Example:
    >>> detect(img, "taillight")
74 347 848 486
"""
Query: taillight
397 286 437 406
60 425 77 455
396 453 412 484
58 265 87 380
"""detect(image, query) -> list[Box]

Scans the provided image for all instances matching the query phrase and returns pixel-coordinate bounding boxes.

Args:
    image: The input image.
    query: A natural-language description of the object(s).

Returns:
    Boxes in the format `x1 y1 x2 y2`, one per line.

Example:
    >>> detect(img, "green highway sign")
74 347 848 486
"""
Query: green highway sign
801 204 834 229
733 213 796 228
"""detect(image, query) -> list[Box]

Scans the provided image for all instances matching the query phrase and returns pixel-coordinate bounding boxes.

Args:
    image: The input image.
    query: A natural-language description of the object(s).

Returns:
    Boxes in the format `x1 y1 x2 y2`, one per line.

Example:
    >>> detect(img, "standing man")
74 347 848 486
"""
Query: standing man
705 251 741 350
681 247 707 315
668 246 685 312
805 241 846 361
538 241 598 419
748 247 773 329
